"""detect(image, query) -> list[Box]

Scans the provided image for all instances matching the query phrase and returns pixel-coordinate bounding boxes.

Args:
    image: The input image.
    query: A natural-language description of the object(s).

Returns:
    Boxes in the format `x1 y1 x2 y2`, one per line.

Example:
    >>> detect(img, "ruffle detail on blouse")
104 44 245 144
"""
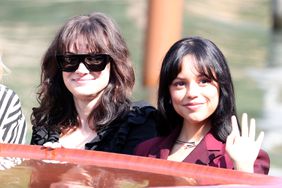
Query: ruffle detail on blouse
85 105 157 153
30 126 60 145
31 103 157 154
127 105 156 124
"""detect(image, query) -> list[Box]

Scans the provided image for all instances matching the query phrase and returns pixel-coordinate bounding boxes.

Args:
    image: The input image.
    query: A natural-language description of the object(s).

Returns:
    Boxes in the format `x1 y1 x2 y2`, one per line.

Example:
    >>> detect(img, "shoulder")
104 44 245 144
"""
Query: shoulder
96 101 157 136
134 125 181 156
126 101 158 137
127 100 158 125
90 101 158 154
0 84 18 97
0 84 21 105
0 84 14 93
121 101 158 139
130 100 157 114
134 136 163 156
204 132 225 149
0 84 24 116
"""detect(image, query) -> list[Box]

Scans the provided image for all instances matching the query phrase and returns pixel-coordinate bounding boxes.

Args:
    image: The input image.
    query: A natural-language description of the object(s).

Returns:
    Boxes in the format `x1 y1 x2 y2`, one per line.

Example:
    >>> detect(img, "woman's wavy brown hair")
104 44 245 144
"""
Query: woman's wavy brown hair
31 12 134 132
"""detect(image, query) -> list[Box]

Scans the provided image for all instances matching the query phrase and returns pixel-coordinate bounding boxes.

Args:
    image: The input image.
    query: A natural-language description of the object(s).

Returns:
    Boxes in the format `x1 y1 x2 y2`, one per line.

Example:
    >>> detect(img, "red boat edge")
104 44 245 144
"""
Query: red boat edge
0 143 281 187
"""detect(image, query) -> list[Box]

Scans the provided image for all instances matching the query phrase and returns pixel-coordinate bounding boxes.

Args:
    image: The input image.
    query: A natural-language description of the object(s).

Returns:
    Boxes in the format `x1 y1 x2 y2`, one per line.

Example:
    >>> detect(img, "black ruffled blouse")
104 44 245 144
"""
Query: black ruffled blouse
30 104 158 155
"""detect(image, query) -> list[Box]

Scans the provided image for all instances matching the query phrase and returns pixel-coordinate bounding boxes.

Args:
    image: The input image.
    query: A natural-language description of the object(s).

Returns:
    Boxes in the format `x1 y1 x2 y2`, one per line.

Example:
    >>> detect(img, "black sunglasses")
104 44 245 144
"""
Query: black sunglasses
56 53 112 72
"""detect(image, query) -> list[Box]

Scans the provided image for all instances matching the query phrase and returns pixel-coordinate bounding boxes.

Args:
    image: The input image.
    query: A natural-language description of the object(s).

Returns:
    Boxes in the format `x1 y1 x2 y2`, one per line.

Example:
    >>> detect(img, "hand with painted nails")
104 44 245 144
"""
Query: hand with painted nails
226 113 264 173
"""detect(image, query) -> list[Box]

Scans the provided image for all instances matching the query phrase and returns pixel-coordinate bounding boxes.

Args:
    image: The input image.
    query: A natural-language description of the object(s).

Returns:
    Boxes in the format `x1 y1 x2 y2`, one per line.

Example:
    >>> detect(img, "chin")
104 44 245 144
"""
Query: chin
185 114 208 123
73 91 99 98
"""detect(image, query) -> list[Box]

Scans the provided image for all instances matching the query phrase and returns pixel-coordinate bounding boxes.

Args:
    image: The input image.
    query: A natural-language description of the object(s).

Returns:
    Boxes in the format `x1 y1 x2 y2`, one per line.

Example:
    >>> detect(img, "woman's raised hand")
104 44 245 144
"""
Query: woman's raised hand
226 113 264 173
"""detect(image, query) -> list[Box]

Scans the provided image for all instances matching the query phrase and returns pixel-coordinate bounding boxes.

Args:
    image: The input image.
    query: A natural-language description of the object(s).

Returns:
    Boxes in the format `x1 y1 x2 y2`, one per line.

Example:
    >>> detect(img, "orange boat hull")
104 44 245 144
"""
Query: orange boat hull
0 143 281 187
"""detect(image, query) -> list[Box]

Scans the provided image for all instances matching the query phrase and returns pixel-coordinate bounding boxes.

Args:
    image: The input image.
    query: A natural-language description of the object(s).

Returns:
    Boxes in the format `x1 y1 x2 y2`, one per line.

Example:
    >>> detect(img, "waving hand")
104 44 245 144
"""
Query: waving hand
226 113 264 173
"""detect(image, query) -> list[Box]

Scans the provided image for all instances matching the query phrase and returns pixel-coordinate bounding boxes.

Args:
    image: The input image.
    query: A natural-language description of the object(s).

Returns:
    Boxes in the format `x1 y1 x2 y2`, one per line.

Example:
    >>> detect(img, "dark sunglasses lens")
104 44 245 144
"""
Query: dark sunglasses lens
57 54 111 72
57 55 79 72
85 54 110 71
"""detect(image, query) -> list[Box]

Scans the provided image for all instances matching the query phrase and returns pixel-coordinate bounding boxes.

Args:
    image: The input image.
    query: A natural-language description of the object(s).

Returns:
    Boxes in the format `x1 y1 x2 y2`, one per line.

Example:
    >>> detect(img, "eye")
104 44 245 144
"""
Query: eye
171 80 186 88
200 78 210 83
62 55 80 64
199 76 212 86
86 57 104 65
64 57 73 63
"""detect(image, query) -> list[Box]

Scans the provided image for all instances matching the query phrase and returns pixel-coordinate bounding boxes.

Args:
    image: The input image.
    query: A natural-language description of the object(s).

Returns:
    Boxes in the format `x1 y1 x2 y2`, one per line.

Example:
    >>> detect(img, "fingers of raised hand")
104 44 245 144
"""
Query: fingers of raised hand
249 118 256 140
237 113 264 145
256 131 264 148
241 113 249 138
231 115 240 135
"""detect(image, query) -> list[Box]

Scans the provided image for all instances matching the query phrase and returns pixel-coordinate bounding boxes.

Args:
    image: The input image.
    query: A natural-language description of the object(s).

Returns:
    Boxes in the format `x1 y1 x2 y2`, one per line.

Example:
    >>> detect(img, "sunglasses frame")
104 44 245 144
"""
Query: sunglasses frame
56 53 112 72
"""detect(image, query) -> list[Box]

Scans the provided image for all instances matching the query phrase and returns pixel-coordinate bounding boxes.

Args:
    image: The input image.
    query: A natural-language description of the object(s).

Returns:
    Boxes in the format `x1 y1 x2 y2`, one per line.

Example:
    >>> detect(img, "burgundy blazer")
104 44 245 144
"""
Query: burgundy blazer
134 126 270 175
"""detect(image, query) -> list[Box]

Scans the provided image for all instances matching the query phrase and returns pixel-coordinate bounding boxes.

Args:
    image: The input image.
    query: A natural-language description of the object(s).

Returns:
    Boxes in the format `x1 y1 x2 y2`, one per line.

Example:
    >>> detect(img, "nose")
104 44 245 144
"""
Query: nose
75 62 89 73
186 82 199 98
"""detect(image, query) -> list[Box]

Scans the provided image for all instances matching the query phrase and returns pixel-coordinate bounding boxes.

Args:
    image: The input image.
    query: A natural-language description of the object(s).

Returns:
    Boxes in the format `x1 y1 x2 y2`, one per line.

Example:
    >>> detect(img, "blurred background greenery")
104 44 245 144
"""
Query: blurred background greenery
0 0 281 176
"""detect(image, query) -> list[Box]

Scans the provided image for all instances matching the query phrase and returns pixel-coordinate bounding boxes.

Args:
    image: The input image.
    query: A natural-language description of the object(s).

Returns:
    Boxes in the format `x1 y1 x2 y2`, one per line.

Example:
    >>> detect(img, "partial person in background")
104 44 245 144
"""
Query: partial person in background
0 54 27 170
135 36 270 174
0 55 26 144
30 12 157 154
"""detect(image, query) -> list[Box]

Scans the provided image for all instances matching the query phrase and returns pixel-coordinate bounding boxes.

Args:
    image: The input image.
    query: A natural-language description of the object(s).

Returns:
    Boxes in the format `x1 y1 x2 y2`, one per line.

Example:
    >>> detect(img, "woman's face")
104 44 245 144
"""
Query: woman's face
62 42 110 101
169 55 219 126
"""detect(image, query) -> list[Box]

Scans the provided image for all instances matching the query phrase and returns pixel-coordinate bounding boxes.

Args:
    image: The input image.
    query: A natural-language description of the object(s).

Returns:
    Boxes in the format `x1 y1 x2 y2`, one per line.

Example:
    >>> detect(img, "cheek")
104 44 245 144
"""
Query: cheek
62 72 70 84
100 64 111 82
89 64 111 89
208 87 220 108
62 72 73 91
170 88 186 104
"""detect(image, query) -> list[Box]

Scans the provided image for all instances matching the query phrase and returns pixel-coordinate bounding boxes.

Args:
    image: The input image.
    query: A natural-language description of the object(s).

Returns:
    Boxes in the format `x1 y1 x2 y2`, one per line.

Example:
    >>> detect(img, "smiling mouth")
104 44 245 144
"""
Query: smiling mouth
77 79 92 81
186 102 203 106
184 103 204 110
73 77 95 82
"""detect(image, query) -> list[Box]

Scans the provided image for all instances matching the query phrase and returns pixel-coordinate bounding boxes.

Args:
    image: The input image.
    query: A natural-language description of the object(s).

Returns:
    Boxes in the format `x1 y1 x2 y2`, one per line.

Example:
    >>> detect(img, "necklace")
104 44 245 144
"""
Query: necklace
175 139 196 149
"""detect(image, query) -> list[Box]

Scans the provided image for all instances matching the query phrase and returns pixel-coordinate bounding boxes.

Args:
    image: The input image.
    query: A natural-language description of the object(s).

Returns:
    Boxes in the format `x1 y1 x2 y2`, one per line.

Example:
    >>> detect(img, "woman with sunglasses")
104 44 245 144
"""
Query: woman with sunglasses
135 36 270 174
30 12 157 154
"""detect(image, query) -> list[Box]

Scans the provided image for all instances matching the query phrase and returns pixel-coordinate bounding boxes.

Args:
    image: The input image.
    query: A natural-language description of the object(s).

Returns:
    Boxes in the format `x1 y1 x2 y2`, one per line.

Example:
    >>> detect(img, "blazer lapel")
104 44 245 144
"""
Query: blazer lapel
184 132 224 166
157 126 182 159
153 129 230 168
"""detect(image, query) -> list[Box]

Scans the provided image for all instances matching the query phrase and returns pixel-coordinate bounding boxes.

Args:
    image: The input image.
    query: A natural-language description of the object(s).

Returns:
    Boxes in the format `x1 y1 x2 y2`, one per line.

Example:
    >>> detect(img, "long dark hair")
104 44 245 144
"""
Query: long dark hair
158 36 237 142
31 12 134 132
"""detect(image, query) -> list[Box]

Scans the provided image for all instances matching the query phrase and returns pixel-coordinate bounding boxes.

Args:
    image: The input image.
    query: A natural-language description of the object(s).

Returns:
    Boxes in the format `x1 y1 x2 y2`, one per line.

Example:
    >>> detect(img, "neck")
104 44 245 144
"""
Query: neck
73 95 100 130
178 120 211 142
